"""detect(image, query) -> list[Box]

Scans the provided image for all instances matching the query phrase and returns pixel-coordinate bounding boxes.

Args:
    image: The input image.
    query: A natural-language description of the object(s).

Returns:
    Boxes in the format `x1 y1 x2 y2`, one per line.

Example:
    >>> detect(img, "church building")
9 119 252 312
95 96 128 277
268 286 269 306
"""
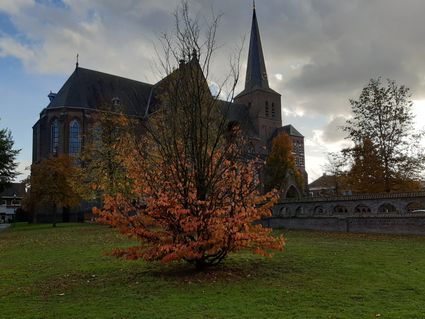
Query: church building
32 5 307 219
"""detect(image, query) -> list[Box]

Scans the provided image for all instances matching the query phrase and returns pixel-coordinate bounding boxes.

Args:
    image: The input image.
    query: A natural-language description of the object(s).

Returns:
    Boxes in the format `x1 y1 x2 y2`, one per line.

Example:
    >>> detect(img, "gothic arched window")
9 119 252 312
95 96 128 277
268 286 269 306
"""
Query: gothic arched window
51 119 59 155
69 119 81 155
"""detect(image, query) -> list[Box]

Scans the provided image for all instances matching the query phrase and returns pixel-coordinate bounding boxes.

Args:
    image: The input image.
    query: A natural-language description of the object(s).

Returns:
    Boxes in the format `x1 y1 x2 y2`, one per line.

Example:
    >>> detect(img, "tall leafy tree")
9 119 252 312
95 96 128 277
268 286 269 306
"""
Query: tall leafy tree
93 2 284 269
264 133 303 193
323 152 349 196
343 78 424 192
0 122 20 193
28 155 82 226
346 138 386 193
79 105 134 201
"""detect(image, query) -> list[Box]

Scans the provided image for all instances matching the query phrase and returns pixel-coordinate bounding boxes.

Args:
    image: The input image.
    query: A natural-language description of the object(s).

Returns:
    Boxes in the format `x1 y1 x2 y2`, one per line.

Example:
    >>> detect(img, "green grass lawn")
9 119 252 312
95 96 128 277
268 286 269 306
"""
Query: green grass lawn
1 223 424 319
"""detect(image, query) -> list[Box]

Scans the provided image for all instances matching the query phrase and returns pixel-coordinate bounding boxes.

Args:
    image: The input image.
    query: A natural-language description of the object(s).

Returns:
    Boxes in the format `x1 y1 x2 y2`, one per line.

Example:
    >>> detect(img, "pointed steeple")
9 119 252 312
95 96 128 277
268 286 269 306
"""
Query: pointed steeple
245 3 269 91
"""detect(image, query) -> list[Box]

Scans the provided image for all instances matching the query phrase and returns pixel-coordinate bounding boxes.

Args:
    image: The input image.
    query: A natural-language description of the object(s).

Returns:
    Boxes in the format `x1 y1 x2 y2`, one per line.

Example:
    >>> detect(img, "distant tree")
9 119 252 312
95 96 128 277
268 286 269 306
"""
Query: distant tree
79 106 134 201
264 133 303 192
343 78 425 192
323 152 349 195
93 2 284 269
28 155 81 226
0 122 20 193
345 138 386 193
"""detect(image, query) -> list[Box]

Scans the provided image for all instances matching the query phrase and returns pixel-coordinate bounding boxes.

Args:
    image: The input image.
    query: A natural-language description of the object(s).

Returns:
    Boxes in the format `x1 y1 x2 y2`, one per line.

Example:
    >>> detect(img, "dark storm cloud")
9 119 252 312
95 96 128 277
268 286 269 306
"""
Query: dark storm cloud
2 0 425 180
3 0 425 104
321 115 348 144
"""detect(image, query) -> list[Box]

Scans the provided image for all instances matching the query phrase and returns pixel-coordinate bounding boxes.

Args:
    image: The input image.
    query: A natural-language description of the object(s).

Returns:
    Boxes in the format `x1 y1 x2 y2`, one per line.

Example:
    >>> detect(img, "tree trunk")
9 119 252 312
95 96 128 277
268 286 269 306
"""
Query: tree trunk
195 259 207 271
52 203 57 227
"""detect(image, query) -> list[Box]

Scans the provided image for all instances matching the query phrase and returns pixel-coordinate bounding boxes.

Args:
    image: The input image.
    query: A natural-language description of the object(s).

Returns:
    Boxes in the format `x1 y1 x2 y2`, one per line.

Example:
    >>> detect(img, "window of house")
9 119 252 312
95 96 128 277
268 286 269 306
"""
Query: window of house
265 101 269 117
271 102 275 117
51 119 59 155
69 120 81 155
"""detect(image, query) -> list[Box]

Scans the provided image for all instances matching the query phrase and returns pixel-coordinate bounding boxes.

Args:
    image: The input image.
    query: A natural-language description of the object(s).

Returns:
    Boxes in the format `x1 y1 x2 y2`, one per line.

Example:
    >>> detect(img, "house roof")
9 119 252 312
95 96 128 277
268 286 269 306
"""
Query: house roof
308 174 337 190
0 183 26 198
47 67 154 117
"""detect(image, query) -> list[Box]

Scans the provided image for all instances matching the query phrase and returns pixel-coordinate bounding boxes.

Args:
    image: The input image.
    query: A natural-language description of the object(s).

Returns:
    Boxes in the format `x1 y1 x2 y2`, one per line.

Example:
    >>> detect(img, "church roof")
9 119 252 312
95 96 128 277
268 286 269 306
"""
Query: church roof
244 5 269 92
47 67 153 117
235 5 280 99
279 125 304 138
45 63 258 137
220 101 257 138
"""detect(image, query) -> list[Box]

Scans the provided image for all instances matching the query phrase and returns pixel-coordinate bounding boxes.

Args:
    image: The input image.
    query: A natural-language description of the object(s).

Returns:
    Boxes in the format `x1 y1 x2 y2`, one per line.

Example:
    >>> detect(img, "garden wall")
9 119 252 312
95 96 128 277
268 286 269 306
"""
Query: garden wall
263 217 425 236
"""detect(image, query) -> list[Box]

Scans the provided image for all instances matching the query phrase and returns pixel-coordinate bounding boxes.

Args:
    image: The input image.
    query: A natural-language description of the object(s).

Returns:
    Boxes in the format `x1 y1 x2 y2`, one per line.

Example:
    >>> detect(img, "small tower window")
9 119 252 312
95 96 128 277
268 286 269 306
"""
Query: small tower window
265 101 269 117
69 119 81 156
51 119 59 155
271 102 275 118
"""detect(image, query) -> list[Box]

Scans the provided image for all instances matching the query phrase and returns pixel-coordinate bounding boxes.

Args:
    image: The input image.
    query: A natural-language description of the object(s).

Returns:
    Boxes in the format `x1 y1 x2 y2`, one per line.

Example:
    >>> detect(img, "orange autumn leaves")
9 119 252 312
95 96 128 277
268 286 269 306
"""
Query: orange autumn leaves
28 155 82 210
93 118 284 268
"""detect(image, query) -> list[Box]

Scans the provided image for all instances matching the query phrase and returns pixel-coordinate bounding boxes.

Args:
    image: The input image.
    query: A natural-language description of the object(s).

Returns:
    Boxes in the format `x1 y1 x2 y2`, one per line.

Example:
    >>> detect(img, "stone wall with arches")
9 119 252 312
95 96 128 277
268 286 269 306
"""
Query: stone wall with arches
266 192 425 235
274 191 425 218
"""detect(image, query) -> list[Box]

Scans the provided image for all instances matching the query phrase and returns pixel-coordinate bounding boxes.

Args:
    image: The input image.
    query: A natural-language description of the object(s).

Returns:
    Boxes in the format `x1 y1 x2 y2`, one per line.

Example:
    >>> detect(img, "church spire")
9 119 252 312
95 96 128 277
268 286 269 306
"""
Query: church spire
244 3 269 91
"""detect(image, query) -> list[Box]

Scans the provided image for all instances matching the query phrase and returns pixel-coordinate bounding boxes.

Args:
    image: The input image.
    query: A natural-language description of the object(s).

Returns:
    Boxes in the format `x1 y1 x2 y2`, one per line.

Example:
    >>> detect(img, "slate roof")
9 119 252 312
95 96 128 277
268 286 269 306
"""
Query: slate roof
308 174 337 190
235 7 280 99
46 64 259 136
278 125 304 138
0 183 26 198
244 6 269 92
219 101 257 138
47 67 154 117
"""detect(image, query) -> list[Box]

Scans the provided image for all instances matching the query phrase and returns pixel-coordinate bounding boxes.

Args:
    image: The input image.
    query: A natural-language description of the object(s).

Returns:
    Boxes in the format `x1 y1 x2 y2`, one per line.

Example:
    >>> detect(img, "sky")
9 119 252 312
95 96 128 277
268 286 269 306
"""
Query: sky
0 0 424 183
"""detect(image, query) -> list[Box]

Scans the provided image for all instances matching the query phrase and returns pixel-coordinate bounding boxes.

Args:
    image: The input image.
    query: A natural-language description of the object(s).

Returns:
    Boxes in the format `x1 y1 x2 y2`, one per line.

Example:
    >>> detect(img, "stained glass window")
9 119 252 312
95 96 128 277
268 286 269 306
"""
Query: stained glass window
51 119 59 155
69 120 81 155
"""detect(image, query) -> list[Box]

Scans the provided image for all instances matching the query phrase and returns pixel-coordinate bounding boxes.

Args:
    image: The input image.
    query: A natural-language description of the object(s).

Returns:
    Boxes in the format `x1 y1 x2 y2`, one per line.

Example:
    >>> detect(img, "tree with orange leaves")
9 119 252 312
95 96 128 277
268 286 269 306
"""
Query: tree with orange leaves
93 2 283 269
27 155 81 226
264 133 304 193
345 138 422 193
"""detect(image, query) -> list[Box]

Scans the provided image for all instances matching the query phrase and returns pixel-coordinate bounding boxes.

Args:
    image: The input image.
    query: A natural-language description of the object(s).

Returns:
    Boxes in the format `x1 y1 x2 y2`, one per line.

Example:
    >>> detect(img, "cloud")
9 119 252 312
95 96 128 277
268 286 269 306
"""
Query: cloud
321 115 349 144
0 0 175 80
2 0 425 181
0 0 33 15
0 37 34 61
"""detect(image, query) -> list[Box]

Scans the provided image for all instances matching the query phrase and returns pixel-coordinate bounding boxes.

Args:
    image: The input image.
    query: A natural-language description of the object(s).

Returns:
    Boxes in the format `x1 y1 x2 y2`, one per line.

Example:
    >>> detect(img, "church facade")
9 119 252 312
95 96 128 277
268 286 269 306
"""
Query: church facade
32 6 308 216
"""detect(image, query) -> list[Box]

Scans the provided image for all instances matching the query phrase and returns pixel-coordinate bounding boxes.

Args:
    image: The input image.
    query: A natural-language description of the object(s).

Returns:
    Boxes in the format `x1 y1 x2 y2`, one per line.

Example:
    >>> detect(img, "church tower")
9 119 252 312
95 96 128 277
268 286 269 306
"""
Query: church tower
234 3 282 153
